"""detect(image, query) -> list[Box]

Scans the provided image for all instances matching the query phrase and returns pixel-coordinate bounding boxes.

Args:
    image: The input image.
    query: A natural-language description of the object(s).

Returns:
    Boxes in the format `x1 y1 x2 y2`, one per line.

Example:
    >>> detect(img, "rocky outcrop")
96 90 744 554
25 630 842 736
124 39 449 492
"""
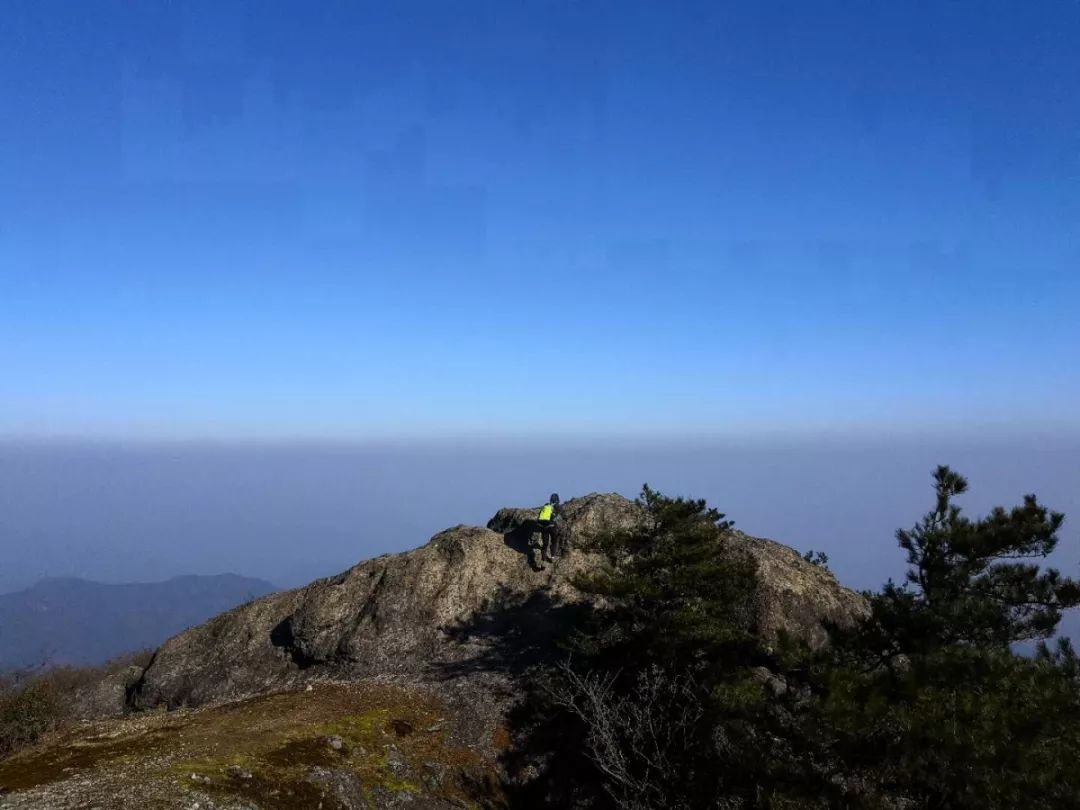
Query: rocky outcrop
0 493 871 810
132 493 866 711
486 492 645 541
737 532 868 648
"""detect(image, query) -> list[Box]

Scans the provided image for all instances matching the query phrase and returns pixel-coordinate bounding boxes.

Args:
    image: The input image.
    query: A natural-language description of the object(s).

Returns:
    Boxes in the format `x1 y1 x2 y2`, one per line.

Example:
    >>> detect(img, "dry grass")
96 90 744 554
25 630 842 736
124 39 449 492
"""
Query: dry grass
0 681 498 809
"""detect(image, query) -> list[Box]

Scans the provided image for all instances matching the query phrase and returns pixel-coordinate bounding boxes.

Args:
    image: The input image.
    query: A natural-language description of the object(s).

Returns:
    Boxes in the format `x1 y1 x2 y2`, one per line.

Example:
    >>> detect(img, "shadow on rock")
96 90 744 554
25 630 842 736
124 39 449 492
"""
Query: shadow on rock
494 683 608 810
432 587 610 809
500 523 535 560
432 585 590 679
269 615 319 670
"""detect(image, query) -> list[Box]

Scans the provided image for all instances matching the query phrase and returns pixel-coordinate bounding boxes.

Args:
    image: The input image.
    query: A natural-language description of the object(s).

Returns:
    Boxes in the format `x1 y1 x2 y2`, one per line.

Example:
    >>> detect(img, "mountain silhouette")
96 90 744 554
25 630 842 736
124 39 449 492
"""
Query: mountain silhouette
0 574 277 670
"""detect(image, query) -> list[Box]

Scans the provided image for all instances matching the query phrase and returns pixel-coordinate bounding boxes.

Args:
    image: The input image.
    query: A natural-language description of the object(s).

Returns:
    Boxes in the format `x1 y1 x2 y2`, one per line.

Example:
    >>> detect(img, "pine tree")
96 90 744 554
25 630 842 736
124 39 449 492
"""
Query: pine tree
518 471 1080 809
570 484 758 675
552 487 833 809
820 466 1080 809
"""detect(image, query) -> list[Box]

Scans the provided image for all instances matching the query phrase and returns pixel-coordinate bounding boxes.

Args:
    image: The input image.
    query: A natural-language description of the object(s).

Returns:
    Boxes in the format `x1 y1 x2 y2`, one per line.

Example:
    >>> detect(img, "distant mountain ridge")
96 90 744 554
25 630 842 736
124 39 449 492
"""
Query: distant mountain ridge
0 574 278 670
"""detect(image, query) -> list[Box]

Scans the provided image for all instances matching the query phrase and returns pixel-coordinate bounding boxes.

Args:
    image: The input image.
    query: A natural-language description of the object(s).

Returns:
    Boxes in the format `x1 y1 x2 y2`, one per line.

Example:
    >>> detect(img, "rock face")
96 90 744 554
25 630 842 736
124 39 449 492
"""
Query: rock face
739 532 869 647
132 493 865 711
69 664 144 720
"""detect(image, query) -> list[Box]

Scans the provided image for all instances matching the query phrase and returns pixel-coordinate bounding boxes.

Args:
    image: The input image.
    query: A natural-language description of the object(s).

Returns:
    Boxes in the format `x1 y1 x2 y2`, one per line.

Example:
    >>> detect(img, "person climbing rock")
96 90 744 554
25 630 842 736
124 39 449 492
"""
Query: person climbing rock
531 493 564 570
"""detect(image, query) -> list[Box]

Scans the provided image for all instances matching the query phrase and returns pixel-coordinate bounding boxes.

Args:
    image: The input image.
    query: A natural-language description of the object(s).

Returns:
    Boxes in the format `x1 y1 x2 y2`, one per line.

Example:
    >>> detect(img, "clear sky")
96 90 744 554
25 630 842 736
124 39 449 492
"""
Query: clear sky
2 0 1078 439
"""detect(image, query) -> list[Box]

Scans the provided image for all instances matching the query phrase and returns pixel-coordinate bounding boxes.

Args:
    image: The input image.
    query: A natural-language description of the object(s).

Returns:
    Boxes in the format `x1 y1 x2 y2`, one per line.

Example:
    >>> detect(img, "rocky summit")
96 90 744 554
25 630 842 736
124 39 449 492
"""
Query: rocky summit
0 493 867 810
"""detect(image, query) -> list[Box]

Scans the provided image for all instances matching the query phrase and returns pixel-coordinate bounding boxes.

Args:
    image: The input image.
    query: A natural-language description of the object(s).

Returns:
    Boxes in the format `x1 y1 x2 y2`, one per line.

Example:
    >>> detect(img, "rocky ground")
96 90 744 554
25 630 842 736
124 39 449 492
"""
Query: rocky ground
0 681 499 809
0 493 867 809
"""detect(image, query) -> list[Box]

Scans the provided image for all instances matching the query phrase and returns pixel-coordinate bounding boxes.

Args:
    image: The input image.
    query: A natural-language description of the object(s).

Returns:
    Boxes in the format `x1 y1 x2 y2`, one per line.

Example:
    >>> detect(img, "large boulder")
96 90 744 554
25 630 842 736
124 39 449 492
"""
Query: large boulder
131 493 865 710
737 532 869 648
486 492 645 544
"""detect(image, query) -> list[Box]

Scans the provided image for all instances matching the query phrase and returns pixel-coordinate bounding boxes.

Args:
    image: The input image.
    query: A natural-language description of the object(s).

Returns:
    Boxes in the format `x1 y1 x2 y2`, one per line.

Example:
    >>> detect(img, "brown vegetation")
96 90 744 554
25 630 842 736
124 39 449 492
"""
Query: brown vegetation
0 650 153 761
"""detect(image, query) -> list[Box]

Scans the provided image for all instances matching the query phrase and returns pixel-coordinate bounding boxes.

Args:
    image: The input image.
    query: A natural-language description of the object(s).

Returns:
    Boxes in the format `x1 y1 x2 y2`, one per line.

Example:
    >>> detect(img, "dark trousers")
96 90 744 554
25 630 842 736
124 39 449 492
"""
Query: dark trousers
529 520 561 567
540 521 560 557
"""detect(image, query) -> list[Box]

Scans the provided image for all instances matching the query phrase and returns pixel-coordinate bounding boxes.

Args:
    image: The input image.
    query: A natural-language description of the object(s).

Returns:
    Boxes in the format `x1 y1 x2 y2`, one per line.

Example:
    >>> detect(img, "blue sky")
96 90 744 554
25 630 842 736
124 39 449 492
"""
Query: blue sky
2 0 1078 439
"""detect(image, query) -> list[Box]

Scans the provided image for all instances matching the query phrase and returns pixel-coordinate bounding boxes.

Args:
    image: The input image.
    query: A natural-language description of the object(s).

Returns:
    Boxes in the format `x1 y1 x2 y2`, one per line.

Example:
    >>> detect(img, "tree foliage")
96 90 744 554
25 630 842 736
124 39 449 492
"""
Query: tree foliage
548 486 834 809
815 466 1080 808
570 485 757 675
886 465 1079 649
532 470 1080 810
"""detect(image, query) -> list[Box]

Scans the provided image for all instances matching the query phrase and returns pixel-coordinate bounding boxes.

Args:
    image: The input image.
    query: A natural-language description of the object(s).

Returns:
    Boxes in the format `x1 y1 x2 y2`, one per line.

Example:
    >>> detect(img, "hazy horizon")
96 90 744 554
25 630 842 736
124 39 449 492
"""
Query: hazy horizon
3 435 1078 604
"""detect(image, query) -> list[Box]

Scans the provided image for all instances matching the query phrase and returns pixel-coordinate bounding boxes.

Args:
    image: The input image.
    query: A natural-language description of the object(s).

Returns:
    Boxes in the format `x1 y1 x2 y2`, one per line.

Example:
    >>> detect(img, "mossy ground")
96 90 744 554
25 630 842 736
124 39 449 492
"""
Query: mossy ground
0 682 498 809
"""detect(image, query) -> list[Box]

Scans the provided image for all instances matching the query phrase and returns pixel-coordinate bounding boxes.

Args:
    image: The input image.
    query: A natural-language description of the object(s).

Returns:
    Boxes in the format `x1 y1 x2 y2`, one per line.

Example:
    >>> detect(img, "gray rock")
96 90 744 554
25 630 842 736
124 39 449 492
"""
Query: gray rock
305 766 365 810
738 531 869 648
131 493 866 711
487 491 645 544
69 665 144 720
